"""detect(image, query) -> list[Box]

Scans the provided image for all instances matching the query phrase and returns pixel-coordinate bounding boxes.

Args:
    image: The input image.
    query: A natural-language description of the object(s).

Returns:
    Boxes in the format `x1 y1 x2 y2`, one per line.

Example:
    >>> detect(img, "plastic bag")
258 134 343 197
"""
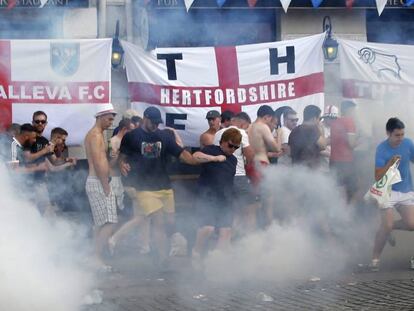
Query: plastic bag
364 161 402 209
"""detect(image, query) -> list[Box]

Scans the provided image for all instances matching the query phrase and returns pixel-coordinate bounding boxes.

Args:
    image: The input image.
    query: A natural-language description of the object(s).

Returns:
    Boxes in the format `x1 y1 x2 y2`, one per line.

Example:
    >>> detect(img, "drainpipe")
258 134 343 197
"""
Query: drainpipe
125 0 133 42
98 0 107 38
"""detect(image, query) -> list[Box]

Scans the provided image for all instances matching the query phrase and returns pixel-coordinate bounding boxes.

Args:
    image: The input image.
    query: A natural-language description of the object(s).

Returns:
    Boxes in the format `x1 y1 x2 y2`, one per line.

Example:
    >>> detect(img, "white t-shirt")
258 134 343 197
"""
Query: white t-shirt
281 126 291 145
278 126 292 166
110 135 122 158
214 126 249 176
320 124 331 173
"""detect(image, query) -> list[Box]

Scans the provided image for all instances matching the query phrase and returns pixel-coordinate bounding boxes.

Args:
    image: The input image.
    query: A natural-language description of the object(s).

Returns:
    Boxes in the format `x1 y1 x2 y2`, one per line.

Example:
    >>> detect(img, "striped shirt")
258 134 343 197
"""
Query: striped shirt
11 137 23 162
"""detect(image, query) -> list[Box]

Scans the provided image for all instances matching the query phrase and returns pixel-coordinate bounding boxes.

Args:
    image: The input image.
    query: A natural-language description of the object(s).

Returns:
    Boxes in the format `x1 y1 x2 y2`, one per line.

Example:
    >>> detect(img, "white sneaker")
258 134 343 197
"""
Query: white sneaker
169 232 188 257
368 259 380 272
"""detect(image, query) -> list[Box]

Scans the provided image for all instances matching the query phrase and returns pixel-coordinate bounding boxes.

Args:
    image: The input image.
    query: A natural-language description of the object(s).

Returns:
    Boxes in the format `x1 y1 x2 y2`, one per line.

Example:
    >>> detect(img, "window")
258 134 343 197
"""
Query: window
367 9 414 45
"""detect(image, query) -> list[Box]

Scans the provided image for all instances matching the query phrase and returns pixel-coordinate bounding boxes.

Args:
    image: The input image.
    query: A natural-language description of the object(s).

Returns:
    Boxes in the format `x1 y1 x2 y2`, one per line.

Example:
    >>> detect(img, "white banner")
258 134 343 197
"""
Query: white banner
0 39 112 145
122 33 325 147
339 39 414 137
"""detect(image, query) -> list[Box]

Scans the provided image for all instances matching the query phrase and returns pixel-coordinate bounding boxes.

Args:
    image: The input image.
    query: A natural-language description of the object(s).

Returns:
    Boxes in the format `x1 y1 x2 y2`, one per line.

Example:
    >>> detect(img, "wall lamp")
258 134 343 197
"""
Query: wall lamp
322 16 339 61
112 20 124 69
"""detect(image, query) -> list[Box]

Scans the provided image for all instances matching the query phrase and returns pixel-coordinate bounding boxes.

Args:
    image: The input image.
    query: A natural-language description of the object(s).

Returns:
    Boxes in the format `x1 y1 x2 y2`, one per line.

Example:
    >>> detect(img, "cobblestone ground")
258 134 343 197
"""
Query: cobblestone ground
60 211 414 311
81 252 414 311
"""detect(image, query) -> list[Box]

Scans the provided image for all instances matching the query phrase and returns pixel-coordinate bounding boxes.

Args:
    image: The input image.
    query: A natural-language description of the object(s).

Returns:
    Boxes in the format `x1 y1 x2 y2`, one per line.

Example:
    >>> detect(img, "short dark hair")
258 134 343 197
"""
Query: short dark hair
7 123 20 135
20 123 36 133
303 105 321 121
234 112 251 124
257 105 274 118
282 107 297 120
32 111 47 121
221 110 235 123
341 100 356 115
51 127 68 137
274 106 290 127
386 117 405 133
119 118 132 130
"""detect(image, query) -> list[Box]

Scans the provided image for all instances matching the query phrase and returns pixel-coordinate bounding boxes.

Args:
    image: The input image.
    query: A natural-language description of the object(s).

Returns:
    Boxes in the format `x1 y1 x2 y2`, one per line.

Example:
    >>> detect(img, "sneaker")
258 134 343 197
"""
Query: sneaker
388 234 396 247
368 259 380 272
169 232 188 257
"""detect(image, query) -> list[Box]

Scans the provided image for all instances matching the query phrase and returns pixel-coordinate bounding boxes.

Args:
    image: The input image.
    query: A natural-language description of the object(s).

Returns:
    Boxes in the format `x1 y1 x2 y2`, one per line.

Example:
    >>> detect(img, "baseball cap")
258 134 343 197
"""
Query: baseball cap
95 103 117 118
323 105 339 119
143 106 163 124
206 110 221 119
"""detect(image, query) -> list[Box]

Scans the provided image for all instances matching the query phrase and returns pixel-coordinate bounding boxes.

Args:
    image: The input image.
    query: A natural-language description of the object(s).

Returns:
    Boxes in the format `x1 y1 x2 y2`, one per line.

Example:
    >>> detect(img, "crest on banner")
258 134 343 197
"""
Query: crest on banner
50 43 80 76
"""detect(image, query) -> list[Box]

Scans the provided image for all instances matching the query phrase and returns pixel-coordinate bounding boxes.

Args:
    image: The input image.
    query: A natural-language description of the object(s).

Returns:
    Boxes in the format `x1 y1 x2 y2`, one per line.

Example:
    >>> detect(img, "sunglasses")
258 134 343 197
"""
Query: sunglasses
288 118 299 122
34 120 47 124
228 142 240 150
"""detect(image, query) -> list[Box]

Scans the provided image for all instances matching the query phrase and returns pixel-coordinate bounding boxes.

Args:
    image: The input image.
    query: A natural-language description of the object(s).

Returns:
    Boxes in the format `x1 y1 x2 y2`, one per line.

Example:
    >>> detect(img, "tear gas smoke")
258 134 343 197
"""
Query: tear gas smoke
204 166 369 284
0 164 93 311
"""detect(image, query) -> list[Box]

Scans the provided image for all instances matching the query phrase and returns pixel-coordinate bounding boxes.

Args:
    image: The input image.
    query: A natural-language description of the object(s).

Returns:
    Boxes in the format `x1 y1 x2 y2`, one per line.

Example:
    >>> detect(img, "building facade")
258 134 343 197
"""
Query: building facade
0 0 413 153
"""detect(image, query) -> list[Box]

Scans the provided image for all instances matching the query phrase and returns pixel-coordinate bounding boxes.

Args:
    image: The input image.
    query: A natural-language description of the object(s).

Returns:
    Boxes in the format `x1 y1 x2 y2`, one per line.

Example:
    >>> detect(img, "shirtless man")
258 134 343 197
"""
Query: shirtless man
248 105 282 168
84 104 117 270
248 105 282 226
200 110 221 148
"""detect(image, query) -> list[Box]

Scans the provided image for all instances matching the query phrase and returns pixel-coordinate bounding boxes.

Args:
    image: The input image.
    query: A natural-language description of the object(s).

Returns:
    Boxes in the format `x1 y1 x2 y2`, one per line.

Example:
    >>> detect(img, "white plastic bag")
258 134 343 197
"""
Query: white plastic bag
364 161 402 209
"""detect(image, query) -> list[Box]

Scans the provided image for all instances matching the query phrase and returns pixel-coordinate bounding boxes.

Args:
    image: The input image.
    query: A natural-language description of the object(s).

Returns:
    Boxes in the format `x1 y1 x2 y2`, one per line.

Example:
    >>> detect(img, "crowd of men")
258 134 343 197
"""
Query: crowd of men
2 101 414 273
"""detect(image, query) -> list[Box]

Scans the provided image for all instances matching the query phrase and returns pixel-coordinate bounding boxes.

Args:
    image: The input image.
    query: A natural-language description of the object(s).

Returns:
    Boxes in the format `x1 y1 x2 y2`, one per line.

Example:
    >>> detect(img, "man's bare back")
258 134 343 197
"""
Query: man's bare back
200 129 216 148
249 121 280 164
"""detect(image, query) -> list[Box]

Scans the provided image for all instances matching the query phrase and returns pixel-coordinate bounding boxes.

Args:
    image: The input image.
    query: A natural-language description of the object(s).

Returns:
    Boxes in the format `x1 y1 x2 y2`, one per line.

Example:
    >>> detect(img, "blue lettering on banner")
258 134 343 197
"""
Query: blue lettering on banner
157 53 183 80
269 46 295 75
166 113 187 130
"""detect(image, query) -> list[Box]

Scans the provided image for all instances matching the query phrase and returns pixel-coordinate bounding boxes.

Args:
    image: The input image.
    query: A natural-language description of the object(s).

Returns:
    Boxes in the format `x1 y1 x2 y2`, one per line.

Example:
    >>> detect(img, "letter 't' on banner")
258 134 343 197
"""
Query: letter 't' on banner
157 53 183 80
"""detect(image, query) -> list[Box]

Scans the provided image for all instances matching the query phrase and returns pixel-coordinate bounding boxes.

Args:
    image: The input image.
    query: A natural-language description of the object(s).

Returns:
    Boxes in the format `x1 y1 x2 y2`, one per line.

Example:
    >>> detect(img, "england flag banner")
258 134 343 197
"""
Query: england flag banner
122 33 325 146
339 39 414 136
0 39 112 145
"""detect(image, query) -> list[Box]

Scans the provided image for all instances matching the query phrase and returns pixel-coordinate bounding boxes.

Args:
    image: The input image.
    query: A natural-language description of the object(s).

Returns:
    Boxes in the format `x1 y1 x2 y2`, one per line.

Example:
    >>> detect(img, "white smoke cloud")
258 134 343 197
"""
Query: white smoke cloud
204 166 366 284
0 164 93 311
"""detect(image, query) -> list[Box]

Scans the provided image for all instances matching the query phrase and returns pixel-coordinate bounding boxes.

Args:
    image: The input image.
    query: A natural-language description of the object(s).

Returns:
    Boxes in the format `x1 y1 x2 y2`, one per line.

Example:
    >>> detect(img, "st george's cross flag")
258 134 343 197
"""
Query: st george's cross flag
122 33 325 147
0 39 112 145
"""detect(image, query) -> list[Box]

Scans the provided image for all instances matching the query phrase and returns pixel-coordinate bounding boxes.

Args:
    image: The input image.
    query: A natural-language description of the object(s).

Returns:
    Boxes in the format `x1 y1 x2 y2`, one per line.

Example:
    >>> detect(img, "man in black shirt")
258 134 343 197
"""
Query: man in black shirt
192 127 242 263
22 111 56 215
289 105 326 169
118 106 222 263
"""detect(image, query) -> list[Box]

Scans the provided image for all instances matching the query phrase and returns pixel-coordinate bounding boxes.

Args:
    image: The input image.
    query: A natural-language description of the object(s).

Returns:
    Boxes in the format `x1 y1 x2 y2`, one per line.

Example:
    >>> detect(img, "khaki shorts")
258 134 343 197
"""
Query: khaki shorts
125 187 175 216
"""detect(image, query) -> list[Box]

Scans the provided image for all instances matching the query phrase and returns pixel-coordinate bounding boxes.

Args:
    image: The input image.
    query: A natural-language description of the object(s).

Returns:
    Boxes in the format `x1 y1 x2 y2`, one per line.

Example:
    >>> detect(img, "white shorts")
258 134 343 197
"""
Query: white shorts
385 191 414 209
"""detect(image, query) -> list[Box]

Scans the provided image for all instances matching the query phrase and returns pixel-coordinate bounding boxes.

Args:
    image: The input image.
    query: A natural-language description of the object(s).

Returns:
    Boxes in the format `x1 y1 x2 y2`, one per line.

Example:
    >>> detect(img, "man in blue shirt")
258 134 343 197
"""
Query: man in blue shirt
370 117 414 271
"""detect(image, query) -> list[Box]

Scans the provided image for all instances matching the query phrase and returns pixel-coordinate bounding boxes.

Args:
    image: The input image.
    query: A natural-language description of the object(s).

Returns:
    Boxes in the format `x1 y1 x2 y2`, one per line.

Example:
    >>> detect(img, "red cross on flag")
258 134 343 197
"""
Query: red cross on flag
0 39 112 145
122 33 325 147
